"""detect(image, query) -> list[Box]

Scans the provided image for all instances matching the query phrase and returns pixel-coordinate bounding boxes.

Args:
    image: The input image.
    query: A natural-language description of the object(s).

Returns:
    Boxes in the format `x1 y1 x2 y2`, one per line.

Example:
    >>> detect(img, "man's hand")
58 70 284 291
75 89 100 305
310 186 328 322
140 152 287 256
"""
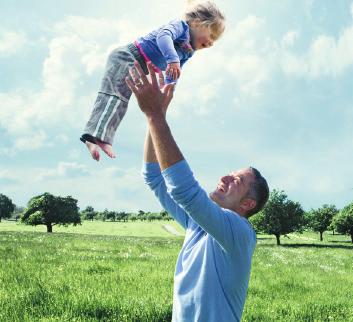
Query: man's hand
126 61 175 118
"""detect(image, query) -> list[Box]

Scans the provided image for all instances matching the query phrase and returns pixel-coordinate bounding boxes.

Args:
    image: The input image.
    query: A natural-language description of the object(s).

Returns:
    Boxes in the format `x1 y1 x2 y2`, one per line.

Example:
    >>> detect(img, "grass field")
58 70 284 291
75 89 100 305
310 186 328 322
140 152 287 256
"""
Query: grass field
1 221 353 321
0 220 185 237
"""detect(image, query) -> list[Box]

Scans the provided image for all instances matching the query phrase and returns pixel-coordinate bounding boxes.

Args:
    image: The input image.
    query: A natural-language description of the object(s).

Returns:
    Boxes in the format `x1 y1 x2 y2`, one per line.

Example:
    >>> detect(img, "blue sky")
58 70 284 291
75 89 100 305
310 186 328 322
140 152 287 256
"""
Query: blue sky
0 0 352 212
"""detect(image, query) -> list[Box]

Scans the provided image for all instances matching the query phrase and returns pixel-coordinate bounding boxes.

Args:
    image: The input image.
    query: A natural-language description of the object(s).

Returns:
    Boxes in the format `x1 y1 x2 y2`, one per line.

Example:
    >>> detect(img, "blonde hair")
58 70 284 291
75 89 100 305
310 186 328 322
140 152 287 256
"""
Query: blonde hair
184 1 225 38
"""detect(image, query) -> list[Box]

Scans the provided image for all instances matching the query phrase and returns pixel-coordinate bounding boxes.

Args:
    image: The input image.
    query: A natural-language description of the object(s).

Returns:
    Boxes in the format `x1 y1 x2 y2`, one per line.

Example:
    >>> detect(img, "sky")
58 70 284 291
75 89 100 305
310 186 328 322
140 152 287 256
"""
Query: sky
0 0 352 213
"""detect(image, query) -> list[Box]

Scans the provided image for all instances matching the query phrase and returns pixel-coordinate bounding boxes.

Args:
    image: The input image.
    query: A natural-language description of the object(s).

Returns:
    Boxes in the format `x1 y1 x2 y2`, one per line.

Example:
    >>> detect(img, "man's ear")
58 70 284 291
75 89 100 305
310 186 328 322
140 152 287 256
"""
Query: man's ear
240 198 256 213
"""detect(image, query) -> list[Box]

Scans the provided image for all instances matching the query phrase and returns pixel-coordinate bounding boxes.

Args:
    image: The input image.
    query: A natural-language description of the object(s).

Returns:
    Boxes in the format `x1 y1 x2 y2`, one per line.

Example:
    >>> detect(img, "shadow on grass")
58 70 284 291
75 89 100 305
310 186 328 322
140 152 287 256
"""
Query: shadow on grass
260 243 353 250
256 237 273 240
329 240 353 244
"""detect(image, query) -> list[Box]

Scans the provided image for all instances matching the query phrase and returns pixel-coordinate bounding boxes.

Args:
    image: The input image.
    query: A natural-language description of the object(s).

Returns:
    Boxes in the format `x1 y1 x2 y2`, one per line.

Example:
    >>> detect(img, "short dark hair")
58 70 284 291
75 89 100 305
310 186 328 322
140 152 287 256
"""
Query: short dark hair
246 167 269 216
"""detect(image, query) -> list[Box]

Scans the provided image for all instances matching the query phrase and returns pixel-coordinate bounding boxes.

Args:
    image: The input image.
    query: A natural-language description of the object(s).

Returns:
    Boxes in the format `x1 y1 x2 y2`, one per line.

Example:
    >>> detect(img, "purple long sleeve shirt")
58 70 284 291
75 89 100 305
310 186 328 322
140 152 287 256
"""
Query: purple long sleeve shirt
136 19 194 72
143 160 257 322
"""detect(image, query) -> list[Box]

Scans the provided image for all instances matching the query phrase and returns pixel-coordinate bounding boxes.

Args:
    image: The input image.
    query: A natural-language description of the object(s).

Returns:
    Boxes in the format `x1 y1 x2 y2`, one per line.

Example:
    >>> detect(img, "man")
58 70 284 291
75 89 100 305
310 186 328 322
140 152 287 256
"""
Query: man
126 61 269 322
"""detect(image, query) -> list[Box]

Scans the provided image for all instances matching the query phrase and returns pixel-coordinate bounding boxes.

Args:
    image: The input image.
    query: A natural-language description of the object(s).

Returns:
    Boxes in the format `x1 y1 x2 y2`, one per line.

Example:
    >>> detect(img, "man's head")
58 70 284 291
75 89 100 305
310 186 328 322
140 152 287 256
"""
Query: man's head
210 167 269 218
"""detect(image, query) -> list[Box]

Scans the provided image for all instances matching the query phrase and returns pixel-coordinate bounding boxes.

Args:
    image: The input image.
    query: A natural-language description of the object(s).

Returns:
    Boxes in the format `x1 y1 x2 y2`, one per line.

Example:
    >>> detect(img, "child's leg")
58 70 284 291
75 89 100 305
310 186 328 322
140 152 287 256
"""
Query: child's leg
80 44 145 160
80 93 130 159
97 98 129 149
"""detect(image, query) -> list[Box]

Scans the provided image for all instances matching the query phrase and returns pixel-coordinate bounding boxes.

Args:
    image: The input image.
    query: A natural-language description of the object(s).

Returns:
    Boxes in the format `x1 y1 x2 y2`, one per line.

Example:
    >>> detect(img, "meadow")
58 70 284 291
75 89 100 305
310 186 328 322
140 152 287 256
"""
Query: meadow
1 221 352 322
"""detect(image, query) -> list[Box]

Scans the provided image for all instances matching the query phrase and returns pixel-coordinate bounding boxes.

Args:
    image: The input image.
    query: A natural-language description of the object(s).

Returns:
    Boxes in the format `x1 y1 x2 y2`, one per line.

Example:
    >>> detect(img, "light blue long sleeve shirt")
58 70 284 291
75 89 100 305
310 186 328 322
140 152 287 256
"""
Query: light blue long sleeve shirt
143 160 257 322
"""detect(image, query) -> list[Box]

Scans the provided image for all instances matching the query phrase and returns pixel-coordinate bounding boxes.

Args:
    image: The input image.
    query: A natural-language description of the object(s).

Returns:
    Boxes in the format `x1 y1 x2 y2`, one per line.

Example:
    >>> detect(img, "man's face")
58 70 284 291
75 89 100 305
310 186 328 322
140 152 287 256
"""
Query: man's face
210 168 255 214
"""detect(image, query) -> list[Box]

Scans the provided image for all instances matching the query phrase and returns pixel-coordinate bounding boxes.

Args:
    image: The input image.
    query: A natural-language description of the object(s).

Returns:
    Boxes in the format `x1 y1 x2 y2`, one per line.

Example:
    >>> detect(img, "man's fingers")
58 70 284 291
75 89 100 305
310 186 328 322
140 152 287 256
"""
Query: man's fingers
134 61 148 84
129 67 140 83
158 71 165 88
146 62 158 86
165 83 175 101
125 76 138 93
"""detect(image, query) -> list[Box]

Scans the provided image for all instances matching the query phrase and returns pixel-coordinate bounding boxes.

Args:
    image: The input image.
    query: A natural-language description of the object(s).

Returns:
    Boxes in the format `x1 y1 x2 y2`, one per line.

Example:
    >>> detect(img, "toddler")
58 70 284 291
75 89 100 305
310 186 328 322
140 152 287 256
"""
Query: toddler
80 1 225 160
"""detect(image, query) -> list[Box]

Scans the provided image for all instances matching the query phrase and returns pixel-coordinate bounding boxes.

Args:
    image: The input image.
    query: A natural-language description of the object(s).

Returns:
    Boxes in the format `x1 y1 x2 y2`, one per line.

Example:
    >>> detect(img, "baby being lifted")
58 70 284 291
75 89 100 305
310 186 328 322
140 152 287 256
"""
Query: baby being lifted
80 1 225 161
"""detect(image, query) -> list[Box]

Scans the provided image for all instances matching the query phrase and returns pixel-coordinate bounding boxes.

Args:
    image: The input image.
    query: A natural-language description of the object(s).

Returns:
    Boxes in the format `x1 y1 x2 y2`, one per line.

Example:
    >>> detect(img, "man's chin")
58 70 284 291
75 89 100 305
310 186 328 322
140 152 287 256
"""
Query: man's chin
210 191 222 203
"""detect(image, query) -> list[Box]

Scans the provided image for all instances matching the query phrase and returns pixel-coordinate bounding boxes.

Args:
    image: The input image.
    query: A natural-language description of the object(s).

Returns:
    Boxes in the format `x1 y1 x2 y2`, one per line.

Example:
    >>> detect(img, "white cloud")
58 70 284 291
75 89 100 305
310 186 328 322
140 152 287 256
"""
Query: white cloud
55 134 69 143
220 15 276 97
67 148 81 160
37 162 89 181
0 16 142 152
281 19 353 78
0 30 27 56
14 131 50 151
282 30 299 47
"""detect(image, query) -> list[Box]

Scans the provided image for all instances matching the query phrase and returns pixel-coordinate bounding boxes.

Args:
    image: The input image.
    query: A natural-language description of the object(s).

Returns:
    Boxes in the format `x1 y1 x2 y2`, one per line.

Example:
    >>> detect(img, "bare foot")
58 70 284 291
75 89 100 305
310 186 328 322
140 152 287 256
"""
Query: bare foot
96 140 116 158
85 141 100 161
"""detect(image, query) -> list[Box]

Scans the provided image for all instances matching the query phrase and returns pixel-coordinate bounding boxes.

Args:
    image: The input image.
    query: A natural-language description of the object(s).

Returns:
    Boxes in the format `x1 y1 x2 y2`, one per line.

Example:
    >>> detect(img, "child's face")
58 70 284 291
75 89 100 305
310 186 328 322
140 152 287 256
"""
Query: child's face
189 24 218 51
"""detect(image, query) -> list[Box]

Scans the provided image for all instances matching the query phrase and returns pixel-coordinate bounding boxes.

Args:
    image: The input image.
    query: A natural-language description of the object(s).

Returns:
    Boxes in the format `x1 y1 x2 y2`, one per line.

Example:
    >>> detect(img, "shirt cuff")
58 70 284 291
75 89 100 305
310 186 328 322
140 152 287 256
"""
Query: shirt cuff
162 159 193 187
166 58 180 64
142 162 161 176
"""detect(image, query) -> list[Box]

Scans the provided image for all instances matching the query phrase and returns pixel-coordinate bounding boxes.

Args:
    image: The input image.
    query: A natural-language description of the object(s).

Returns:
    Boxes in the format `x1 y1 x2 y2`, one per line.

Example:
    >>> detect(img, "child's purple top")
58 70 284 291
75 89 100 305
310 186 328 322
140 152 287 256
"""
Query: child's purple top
136 19 194 72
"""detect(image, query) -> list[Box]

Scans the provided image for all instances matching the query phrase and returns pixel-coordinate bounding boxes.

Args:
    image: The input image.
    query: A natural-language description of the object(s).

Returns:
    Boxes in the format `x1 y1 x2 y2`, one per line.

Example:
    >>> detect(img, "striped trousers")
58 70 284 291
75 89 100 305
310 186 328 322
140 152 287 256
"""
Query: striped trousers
81 43 147 145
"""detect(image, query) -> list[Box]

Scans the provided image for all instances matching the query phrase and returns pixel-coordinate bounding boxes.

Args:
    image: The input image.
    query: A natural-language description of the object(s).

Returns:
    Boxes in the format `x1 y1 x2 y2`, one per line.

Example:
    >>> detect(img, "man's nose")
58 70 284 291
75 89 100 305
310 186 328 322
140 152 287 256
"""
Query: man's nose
221 176 232 183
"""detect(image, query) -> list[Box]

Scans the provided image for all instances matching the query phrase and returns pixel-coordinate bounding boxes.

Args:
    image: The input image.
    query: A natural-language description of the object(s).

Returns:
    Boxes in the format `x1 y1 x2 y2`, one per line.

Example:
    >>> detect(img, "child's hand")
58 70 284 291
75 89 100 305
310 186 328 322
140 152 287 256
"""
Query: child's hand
166 62 181 81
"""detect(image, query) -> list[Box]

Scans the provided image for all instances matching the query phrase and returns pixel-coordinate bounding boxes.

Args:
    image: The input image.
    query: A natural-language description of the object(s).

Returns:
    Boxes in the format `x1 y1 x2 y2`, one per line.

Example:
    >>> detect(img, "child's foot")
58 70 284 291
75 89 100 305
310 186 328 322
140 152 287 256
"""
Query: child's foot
85 141 100 161
97 140 116 158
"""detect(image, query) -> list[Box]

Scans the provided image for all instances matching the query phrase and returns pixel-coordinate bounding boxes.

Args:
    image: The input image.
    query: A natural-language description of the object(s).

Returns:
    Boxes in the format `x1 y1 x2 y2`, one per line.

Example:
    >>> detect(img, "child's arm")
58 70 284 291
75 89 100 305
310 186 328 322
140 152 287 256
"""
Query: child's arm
156 20 187 81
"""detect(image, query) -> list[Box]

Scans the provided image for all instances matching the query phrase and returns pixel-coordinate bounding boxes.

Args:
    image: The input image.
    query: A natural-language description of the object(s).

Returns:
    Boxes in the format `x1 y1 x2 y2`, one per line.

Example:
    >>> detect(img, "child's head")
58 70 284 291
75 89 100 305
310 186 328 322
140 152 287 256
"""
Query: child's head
184 1 225 50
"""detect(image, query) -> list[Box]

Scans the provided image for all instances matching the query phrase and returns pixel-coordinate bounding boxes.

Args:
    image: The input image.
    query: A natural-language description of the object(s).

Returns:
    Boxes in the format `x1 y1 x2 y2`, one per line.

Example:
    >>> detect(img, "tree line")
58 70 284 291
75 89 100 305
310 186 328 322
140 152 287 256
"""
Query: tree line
0 192 172 233
0 191 352 243
249 189 353 244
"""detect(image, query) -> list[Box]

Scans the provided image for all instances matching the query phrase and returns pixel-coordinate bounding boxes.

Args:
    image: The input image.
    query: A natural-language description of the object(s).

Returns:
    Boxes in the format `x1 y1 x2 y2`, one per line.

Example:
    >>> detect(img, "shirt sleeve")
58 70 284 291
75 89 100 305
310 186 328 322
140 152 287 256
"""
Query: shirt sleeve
142 162 189 229
162 160 253 252
156 20 187 64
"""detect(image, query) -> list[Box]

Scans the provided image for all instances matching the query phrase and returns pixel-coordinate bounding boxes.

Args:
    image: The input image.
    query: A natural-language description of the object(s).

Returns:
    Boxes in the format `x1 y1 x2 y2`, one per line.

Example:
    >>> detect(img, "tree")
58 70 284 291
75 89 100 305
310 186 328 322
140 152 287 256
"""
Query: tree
332 202 353 243
81 206 97 221
307 204 338 241
100 209 116 221
116 211 128 222
249 212 265 233
160 210 173 221
21 192 80 233
100 209 109 221
138 210 145 221
0 193 15 222
253 190 305 245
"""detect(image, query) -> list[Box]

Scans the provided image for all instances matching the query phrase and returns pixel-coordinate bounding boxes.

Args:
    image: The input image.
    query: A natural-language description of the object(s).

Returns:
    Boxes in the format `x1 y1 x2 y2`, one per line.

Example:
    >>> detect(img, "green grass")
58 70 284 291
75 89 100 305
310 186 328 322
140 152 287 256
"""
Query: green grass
244 231 353 322
0 220 185 237
1 221 352 321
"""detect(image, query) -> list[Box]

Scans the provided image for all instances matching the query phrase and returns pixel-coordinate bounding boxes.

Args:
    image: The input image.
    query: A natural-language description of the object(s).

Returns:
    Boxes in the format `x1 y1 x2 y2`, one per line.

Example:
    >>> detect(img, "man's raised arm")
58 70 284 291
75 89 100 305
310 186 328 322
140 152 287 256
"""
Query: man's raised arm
137 68 189 229
144 129 158 163
127 61 183 171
